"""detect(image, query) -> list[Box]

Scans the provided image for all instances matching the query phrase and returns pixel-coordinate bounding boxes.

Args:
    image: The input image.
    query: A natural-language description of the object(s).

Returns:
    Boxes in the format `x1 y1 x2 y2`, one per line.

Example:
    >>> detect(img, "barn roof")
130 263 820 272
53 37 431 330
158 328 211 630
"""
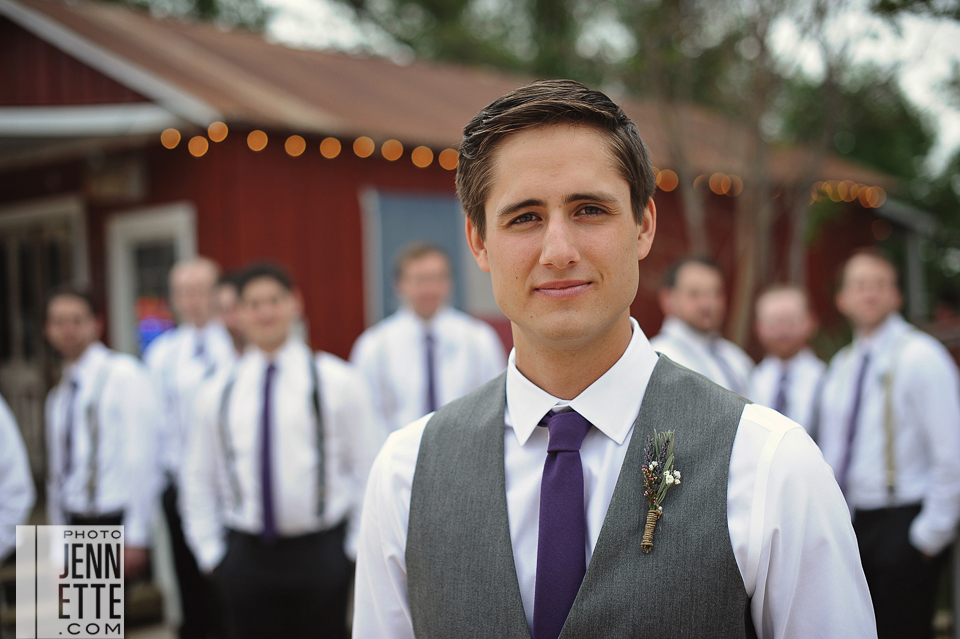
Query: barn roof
0 0 894 188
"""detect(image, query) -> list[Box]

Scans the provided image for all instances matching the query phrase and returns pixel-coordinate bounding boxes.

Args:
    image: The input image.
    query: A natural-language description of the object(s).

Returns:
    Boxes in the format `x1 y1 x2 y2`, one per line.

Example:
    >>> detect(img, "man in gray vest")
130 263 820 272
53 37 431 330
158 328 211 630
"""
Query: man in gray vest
353 80 876 638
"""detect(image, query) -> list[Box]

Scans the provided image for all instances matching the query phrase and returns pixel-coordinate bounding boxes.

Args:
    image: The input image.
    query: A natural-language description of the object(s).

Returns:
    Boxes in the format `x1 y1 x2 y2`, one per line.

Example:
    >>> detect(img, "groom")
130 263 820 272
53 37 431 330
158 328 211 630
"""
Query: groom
353 79 876 638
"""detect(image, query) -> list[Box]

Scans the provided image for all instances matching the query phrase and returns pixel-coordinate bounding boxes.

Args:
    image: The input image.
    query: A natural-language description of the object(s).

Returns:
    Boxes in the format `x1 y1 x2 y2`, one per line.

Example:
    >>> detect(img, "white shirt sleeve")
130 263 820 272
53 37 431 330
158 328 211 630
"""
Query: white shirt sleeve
181 377 229 573
0 396 34 560
350 330 394 434
903 339 960 555
45 389 66 528
732 406 876 637
109 361 162 547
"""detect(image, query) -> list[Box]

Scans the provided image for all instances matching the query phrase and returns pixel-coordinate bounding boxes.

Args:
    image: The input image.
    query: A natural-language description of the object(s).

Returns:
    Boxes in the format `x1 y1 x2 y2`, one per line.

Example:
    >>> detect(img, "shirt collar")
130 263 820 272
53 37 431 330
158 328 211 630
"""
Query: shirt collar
397 305 450 331
64 341 108 383
661 315 718 348
245 335 306 371
506 317 658 447
853 313 908 355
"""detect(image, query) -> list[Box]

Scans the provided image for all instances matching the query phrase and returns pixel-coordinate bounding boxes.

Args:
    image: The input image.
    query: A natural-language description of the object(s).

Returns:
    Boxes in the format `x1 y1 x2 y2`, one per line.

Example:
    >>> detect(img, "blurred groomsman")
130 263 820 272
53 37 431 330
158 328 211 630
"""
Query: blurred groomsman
0 394 34 562
819 249 960 639
182 263 383 639
750 285 826 433
350 242 506 433
144 257 236 639
216 271 246 356
44 287 160 578
651 257 753 394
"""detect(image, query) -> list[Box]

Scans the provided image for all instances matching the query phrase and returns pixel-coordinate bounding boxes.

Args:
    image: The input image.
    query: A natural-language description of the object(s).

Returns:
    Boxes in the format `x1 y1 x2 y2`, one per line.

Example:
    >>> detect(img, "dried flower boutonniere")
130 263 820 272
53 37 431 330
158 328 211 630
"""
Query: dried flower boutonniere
641 429 680 553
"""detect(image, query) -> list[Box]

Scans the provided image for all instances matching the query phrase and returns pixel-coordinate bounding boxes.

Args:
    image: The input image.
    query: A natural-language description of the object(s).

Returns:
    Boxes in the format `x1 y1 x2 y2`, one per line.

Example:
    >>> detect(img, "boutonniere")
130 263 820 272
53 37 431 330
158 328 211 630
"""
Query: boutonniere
641 429 680 553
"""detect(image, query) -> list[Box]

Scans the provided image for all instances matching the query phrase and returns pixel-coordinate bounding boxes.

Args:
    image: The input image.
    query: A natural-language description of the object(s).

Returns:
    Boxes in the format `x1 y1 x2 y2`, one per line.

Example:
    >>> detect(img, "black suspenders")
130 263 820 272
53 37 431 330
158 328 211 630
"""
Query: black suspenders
218 353 325 517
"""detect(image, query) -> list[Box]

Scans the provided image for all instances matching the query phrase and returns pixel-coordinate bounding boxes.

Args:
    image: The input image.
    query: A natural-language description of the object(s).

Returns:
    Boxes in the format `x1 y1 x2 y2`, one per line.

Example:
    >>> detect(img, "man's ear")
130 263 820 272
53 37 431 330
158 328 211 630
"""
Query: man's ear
637 198 657 261
466 217 490 273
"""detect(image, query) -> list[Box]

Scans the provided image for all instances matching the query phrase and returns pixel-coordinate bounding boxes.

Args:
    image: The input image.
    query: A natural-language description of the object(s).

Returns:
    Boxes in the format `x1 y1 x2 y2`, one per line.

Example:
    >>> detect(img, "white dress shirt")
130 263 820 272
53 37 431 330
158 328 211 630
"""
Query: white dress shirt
354 317 876 639
651 316 754 395
182 338 385 572
350 306 506 433
0 393 34 560
819 313 960 556
144 321 236 476
749 349 826 432
45 342 161 547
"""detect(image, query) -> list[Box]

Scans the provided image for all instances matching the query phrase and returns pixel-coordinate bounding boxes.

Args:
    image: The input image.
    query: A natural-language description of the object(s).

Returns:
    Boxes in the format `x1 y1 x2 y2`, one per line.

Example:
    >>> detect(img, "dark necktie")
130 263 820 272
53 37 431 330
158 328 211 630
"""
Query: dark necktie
533 410 592 639
773 366 789 415
424 331 437 414
837 352 871 493
709 341 744 395
62 378 80 478
194 335 206 361
260 363 278 541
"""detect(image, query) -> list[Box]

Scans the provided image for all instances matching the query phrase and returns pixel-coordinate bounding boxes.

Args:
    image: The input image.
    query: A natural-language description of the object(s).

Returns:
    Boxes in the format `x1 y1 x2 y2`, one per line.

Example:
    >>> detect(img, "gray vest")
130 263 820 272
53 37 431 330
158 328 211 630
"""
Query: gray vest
407 355 753 638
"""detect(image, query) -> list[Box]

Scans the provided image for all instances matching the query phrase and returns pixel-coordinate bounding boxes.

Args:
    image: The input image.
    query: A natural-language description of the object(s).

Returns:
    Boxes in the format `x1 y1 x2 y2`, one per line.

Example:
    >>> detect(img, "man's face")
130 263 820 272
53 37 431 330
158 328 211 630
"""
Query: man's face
239 277 300 352
171 265 217 326
836 255 902 333
396 252 452 320
755 289 815 360
466 124 655 352
217 284 244 345
662 263 726 334
45 295 100 362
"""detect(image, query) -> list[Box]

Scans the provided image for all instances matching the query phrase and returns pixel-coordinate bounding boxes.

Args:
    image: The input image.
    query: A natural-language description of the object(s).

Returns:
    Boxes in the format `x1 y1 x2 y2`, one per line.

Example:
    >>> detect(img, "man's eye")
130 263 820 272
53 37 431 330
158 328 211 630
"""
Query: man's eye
510 213 538 225
579 205 605 217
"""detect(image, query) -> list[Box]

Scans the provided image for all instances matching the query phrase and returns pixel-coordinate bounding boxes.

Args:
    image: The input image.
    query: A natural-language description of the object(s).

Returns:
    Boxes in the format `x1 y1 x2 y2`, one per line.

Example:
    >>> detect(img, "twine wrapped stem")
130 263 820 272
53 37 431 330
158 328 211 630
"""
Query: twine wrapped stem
641 508 660 553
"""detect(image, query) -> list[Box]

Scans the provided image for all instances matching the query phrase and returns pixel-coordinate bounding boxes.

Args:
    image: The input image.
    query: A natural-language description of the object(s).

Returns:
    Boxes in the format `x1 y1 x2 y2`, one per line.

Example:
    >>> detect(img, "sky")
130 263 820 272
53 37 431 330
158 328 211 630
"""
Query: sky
262 0 960 174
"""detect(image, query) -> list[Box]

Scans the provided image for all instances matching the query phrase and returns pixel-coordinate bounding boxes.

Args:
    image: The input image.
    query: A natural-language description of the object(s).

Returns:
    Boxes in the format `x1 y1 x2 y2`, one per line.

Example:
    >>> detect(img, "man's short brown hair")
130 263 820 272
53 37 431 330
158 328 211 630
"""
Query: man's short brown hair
456 79 656 239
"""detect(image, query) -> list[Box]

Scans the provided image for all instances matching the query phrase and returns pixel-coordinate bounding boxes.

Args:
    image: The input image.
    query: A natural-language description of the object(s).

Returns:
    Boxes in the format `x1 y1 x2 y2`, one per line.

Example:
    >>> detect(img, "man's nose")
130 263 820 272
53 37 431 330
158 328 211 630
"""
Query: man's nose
539 216 580 269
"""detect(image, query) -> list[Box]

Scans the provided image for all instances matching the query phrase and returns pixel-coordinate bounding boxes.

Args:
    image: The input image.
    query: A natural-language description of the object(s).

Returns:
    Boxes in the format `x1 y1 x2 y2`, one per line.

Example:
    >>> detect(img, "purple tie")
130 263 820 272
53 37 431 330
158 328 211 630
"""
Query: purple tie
533 410 592 639
773 366 789 414
837 352 871 493
62 378 80 478
424 331 437 414
260 363 278 542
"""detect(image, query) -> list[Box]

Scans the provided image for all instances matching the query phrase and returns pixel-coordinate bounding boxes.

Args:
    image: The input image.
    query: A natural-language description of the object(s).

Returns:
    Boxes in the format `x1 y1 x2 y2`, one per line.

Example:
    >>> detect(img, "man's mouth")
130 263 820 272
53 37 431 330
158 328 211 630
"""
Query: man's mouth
534 280 593 300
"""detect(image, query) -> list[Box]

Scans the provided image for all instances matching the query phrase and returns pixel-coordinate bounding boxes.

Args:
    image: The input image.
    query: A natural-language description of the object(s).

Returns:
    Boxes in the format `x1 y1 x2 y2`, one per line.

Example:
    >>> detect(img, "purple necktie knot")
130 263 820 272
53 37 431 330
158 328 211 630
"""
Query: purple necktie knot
545 411 591 452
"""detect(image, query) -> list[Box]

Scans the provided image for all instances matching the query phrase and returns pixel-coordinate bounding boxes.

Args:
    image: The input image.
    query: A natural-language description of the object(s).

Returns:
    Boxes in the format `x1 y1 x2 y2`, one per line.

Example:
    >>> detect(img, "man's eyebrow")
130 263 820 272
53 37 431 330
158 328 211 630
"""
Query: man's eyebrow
565 191 619 205
495 192 621 218
496 198 545 218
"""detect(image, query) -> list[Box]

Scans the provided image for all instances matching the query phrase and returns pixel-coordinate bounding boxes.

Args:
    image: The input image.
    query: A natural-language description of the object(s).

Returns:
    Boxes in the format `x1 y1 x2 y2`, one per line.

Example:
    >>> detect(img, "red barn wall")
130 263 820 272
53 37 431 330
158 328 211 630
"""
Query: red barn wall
0 18 149 106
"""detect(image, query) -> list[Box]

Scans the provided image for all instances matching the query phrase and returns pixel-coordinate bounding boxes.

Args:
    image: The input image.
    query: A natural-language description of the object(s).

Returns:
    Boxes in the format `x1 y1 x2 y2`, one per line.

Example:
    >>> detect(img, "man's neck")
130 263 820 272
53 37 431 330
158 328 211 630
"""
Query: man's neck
854 313 893 339
64 341 96 367
513 314 633 400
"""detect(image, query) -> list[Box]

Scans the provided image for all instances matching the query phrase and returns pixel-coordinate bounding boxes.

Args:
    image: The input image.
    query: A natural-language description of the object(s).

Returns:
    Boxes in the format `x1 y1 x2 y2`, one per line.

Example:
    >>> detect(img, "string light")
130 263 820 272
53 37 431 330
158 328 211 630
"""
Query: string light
208 122 228 142
658 170 678 192
161 129 181 149
411 146 433 168
247 130 268 152
354 136 375 158
320 138 341 159
285 135 306 157
382 139 403 161
438 148 459 170
188 136 209 157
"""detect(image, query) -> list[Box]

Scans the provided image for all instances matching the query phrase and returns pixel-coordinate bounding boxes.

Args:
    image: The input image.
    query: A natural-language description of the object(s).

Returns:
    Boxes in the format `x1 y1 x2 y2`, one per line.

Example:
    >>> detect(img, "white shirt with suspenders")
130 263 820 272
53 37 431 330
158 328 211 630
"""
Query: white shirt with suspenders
144 321 236 478
181 337 385 573
0 393 34 560
45 341 162 546
819 313 960 556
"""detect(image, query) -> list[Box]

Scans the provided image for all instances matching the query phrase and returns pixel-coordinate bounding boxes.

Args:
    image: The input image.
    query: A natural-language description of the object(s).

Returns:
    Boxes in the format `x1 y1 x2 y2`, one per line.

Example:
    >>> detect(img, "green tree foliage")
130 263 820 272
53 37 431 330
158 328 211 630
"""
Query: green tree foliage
100 0 269 30
778 68 935 184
